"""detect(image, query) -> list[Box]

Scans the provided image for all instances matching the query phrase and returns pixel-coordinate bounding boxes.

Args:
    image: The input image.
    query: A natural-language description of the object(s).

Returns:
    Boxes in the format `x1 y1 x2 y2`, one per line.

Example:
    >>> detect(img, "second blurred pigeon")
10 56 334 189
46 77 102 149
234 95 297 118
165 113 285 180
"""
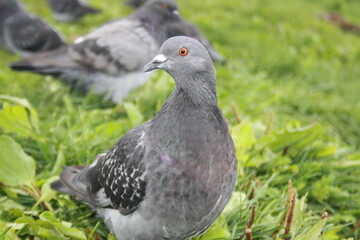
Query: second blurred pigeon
10 0 181 103
47 0 100 22
165 19 224 63
126 0 148 8
126 0 224 63
0 0 65 55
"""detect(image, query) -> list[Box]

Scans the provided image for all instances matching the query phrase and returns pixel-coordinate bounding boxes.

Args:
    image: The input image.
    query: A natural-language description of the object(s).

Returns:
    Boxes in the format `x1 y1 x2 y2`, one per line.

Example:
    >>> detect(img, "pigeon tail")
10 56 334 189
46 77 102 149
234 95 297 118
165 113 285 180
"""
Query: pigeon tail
9 46 79 77
51 165 93 204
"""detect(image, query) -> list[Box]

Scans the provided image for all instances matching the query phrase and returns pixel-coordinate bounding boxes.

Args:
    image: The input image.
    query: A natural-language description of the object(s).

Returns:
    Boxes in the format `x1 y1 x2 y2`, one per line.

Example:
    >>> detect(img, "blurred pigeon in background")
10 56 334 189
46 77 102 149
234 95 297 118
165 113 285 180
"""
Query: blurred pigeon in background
47 0 100 22
126 0 224 63
0 0 65 55
165 20 225 63
10 0 180 103
51 36 237 240
126 0 148 8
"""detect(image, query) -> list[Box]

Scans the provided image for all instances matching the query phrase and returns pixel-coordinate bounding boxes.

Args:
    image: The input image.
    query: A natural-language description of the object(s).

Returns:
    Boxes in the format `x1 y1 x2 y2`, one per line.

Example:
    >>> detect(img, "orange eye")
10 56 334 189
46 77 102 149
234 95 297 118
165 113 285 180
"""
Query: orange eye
179 47 188 56
162 3 169 9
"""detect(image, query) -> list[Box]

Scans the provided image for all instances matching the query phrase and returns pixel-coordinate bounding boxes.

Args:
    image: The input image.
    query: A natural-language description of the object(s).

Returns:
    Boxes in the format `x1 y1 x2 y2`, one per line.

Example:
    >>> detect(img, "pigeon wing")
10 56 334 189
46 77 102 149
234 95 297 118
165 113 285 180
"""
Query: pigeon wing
68 19 159 75
52 126 148 215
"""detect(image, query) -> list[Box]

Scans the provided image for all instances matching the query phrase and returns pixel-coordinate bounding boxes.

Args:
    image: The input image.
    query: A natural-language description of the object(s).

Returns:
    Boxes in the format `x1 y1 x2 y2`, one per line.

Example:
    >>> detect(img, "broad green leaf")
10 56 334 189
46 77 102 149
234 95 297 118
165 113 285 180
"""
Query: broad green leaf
222 191 247 218
55 222 87 240
107 234 117 240
231 123 256 165
308 144 336 158
0 136 36 187
0 104 35 137
0 95 39 134
0 227 10 240
15 216 40 236
39 211 58 223
0 95 32 109
39 212 86 240
95 121 122 138
231 124 256 150
0 197 25 211
51 146 65 176
322 228 341 240
34 176 58 208
123 102 144 126
37 228 63 240
268 124 323 153
293 217 327 240
199 222 230 240
0 186 17 199
0 221 19 240
4 223 26 231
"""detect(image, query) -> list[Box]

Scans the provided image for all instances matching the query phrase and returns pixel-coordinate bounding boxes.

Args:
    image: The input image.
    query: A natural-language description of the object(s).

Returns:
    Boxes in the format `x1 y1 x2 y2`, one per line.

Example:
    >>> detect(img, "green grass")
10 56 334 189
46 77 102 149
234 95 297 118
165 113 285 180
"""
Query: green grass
0 0 359 239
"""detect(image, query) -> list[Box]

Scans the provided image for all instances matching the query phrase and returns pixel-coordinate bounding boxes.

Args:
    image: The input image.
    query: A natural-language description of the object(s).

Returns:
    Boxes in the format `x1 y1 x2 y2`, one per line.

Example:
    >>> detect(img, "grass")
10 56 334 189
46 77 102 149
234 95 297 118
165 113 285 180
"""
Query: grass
0 0 359 239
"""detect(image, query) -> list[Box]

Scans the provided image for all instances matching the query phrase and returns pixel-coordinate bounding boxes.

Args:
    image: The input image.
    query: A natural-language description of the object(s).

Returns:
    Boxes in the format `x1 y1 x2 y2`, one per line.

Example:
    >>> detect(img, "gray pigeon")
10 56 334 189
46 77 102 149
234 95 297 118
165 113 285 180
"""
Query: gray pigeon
51 36 237 240
126 0 224 63
47 0 100 22
10 0 181 103
126 0 148 8
165 19 225 63
0 0 65 55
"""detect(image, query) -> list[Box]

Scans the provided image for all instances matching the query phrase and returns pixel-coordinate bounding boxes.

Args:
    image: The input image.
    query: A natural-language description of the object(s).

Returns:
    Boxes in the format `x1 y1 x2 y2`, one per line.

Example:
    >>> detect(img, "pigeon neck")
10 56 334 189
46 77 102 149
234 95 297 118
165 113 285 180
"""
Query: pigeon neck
172 70 218 110
149 78 225 161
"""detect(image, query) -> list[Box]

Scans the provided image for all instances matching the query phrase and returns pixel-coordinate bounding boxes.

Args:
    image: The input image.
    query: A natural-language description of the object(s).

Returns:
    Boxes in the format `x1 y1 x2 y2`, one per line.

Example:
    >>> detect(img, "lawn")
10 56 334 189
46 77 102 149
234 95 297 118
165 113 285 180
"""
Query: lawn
0 0 359 239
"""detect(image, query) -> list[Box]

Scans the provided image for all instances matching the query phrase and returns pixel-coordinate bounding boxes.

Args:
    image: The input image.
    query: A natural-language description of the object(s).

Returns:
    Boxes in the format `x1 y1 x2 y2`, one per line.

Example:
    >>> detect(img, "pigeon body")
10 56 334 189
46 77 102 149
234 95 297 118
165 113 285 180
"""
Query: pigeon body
51 36 237 240
10 0 180 103
0 0 65 55
47 0 100 22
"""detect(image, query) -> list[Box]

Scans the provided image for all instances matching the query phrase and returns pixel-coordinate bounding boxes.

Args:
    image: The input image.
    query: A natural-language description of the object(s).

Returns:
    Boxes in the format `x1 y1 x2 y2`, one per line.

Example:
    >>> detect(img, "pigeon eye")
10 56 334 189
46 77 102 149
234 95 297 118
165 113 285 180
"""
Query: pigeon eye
162 3 169 9
179 47 188 56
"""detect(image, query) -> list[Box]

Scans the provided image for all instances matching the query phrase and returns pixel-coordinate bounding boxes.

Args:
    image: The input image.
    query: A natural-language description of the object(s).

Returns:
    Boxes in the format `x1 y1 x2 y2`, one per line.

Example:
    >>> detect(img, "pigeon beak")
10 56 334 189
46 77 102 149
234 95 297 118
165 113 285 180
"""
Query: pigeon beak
143 54 168 72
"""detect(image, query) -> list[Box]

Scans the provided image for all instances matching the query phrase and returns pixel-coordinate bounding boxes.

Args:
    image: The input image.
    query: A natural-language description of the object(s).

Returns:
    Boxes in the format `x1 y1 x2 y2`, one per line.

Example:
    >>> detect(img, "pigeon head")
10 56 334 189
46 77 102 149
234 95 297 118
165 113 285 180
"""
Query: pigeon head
136 0 179 22
144 36 217 106
0 0 21 16
144 36 214 77
0 0 21 20
0 0 20 9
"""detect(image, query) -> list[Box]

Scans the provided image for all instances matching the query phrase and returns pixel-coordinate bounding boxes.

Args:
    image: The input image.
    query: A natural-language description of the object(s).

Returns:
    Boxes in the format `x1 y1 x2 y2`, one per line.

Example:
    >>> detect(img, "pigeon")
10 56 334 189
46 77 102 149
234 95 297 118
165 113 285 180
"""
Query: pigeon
126 0 148 8
51 36 238 240
47 0 100 22
0 0 65 55
126 0 224 63
165 19 225 63
10 0 181 103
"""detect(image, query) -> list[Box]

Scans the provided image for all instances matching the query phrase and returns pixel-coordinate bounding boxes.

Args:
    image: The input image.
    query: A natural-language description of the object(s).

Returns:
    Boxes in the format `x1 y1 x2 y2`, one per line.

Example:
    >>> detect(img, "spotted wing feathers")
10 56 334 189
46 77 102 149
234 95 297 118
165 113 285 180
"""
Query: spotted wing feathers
51 127 147 215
